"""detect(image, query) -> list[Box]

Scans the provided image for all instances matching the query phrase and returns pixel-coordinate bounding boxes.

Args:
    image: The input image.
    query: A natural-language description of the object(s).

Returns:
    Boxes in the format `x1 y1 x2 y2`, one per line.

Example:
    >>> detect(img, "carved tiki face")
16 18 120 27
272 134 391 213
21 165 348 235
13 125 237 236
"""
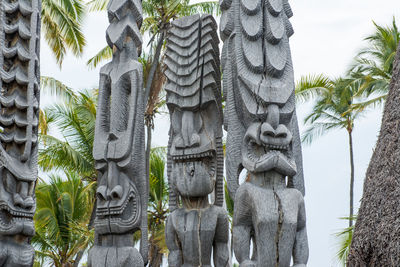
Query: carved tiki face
220 0 300 183
165 15 223 200
169 103 220 198
93 59 145 235
0 167 35 236
240 94 297 177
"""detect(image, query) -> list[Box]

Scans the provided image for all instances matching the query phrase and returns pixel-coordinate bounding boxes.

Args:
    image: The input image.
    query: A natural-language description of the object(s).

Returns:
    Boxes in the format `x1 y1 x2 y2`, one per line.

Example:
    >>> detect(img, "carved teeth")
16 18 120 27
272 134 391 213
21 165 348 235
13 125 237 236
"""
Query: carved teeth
172 151 215 161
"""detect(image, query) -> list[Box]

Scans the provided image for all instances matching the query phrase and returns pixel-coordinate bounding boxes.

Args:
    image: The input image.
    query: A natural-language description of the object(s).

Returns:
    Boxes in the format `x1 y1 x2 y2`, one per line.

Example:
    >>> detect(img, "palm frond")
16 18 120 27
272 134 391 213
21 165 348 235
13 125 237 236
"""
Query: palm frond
41 76 77 102
41 0 87 66
86 45 113 69
87 0 109 11
295 74 333 103
301 122 344 145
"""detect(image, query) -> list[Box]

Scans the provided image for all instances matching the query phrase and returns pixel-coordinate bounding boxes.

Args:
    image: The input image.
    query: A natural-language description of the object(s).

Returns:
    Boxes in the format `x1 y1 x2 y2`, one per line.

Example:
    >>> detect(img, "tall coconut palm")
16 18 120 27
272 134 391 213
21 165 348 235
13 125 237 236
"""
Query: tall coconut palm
42 0 87 66
32 173 95 267
296 75 367 227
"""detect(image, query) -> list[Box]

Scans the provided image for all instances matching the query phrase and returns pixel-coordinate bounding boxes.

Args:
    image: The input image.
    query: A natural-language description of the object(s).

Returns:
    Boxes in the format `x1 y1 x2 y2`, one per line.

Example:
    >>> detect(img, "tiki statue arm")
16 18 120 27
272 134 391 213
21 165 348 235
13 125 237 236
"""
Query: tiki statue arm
165 216 182 267
213 211 230 267
233 187 253 265
292 196 309 267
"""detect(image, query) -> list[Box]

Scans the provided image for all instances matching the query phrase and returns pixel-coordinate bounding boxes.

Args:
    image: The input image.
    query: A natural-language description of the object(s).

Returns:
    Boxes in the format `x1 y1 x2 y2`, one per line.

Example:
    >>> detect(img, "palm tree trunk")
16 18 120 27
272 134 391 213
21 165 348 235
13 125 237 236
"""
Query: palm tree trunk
144 31 165 102
149 237 163 267
348 130 355 227
146 123 152 184
73 251 84 267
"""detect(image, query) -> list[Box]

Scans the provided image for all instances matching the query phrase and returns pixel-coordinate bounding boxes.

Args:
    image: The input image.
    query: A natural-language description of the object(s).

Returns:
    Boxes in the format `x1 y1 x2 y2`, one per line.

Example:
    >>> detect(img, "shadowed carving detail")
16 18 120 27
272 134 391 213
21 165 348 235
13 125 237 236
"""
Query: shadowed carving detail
0 0 40 265
164 14 229 267
221 0 309 266
88 0 147 266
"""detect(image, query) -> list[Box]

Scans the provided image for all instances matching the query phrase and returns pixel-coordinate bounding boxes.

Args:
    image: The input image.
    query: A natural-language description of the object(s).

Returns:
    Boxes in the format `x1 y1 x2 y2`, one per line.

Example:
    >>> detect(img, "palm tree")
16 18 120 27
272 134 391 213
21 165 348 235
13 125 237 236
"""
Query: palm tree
38 89 97 181
148 147 169 267
348 18 399 110
32 173 95 267
41 0 87 66
296 75 367 227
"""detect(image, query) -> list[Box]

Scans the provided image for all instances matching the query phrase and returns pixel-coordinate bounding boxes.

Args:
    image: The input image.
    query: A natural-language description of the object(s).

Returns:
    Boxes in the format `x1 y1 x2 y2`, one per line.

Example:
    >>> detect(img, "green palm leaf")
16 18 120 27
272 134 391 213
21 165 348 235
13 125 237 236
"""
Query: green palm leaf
41 0 87 66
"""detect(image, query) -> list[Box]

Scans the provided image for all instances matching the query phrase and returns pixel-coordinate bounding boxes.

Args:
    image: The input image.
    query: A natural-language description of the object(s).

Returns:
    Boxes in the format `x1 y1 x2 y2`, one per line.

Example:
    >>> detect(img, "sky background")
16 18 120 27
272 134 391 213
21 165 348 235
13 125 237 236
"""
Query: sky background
40 0 400 266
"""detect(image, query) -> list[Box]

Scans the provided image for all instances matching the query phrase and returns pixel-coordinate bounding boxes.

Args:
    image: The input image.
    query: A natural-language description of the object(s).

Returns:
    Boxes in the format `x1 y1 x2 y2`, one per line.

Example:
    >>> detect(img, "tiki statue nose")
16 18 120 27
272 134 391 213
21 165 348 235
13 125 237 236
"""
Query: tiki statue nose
13 182 34 209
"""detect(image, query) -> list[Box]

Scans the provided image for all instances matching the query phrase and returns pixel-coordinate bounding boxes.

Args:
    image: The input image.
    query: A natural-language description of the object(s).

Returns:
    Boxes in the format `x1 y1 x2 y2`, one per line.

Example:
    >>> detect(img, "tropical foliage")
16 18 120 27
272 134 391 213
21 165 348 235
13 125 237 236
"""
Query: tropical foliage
32 173 95 267
42 0 87 66
39 90 97 181
295 18 399 229
347 17 399 111
335 216 356 267
296 75 366 228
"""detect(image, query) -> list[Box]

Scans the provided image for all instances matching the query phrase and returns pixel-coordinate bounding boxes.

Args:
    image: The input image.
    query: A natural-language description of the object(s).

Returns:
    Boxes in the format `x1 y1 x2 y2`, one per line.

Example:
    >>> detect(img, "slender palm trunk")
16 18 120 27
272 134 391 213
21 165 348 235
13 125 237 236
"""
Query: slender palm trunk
144 31 165 102
149 235 163 267
146 123 152 182
73 251 84 267
144 30 165 193
348 129 355 227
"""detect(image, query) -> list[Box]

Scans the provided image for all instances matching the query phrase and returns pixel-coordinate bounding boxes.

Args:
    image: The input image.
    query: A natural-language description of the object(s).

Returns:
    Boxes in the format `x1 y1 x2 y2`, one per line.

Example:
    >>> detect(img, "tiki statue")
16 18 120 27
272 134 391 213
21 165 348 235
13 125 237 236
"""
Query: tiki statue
220 0 309 266
165 14 229 267
0 0 41 265
87 0 148 266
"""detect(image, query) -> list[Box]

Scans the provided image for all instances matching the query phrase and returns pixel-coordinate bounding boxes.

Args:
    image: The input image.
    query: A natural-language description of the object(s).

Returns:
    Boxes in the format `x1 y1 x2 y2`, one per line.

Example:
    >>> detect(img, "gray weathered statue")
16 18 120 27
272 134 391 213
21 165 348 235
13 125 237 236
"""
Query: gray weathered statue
87 0 148 266
0 0 40 265
220 0 309 266
164 14 229 267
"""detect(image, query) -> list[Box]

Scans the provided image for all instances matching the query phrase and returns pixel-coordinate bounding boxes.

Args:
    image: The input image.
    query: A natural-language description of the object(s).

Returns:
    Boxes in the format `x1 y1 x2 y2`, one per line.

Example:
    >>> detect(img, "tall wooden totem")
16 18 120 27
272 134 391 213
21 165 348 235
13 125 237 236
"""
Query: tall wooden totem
0 0 41 265
221 0 309 266
88 0 148 266
164 14 230 266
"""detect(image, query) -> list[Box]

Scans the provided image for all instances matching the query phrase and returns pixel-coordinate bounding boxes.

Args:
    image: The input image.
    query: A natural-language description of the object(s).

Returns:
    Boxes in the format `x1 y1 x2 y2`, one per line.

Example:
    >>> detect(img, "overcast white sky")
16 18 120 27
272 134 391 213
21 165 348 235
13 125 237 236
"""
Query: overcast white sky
40 0 400 266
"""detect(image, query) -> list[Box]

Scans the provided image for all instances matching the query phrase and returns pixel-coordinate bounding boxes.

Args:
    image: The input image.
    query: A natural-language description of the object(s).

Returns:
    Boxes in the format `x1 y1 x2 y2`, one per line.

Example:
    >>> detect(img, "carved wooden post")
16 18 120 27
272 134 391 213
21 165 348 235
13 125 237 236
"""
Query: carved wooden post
164 14 230 267
220 0 309 266
87 0 148 266
0 0 40 265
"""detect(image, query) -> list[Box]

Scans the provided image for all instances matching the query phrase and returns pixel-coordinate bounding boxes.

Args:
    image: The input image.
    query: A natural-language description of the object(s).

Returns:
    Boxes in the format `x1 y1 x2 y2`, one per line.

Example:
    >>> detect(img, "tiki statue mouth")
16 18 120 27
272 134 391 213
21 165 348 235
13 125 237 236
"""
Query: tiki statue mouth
0 169 36 236
94 166 141 235
242 122 297 176
0 203 35 236
171 150 217 198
